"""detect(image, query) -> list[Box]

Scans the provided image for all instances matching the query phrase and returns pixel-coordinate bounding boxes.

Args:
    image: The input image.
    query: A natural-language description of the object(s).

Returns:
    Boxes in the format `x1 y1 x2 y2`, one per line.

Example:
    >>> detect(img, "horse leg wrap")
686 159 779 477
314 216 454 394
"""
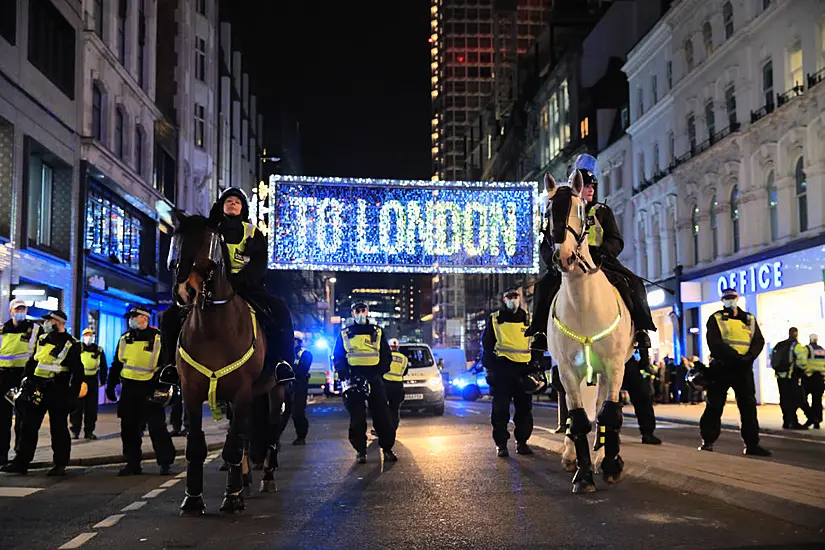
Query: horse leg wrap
221 434 243 466
185 432 207 463
594 401 623 457
264 444 279 472
565 408 592 473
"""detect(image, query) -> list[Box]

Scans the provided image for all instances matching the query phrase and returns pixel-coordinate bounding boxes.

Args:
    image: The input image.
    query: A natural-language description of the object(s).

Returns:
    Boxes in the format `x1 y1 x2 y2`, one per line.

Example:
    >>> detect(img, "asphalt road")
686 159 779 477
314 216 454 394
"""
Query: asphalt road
1 398 823 550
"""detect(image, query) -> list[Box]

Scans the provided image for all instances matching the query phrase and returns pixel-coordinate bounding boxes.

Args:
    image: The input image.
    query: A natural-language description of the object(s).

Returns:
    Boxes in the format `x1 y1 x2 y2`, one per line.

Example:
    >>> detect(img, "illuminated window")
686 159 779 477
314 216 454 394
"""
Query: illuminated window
85 187 147 272
194 103 205 148
580 117 589 138
789 42 803 88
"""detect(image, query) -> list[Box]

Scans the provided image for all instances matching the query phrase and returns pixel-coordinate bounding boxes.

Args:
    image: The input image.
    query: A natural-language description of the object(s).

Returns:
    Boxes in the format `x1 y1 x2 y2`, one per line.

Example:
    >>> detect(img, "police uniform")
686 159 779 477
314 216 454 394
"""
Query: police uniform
282 343 312 443
481 302 534 454
0 308 40 464
699 290 770 455
785 338 814 428
802 338 824 428
3 310 82 475
384 349 409 430
332 318 395 457
70 332 107 439
106 307 175 475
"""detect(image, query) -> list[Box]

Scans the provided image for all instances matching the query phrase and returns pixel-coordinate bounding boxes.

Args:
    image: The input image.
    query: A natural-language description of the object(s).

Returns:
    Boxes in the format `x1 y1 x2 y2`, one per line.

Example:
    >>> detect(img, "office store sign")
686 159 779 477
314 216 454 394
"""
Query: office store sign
715 261 784 297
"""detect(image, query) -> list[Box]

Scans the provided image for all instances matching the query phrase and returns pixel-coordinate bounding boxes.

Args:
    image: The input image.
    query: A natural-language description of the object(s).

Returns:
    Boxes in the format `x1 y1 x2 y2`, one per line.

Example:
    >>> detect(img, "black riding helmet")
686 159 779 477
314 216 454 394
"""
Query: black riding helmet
210 187 250 222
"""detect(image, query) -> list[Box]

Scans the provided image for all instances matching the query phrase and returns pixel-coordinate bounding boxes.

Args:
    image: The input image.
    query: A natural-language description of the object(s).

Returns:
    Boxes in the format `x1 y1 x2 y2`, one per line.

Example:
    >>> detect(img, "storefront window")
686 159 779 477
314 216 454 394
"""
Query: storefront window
85 187 145 272
730 184 740 253
710 194 718 259
795 157 807 233
767 171 778 241
691 204 699 265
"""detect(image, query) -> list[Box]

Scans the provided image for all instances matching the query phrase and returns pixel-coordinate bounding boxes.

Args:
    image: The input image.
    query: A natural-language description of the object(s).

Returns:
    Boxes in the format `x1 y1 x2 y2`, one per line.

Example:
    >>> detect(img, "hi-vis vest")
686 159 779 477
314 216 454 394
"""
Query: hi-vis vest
226 222 257 274
587 204 605 248
713 311 756 355
491 311 531 364
805 344 825 375
0 323 39 368
81 346 102 376
33 335 75 379
384 351 409 382
117 331 162 382
341 327 382 367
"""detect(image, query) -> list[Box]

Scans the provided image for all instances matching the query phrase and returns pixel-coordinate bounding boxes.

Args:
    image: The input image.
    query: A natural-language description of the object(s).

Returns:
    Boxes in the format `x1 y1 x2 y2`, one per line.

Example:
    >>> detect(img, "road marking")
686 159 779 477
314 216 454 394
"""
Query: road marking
120 501 146 512
160 479 181 488
175 471 187 479
142 488 165 499
58 532 97 549
93 514 125 529
0 487 43 497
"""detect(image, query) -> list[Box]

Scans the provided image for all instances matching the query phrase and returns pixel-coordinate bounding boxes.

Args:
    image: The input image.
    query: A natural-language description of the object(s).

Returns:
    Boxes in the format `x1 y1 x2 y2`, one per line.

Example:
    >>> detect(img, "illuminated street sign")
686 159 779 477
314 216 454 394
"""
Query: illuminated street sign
270 175 539 274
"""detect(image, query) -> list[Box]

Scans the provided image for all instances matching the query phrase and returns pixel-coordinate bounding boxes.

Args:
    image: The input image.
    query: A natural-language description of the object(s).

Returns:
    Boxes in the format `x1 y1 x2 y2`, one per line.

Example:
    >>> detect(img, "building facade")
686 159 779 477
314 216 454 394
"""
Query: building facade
625 0 825 403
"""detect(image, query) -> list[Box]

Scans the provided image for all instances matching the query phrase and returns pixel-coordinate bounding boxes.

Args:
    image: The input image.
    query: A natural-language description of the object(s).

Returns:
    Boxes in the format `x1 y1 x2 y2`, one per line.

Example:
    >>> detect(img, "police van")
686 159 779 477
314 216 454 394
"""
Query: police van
398 343 445 415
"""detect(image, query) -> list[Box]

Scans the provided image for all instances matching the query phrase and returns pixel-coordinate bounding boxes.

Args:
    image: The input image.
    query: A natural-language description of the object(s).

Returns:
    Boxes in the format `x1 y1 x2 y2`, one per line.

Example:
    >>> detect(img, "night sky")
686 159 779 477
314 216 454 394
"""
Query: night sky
222 1 433 180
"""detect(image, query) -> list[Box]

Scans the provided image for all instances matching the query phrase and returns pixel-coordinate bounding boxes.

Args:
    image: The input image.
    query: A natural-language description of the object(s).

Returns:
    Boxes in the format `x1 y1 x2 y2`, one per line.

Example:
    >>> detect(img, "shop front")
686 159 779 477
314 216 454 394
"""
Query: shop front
681 244 825 404
646 277 680 365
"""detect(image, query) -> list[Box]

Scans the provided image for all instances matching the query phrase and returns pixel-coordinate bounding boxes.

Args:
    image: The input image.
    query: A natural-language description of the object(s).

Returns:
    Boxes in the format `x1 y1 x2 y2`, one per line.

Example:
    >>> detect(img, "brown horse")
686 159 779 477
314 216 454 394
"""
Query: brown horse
170 212 283 516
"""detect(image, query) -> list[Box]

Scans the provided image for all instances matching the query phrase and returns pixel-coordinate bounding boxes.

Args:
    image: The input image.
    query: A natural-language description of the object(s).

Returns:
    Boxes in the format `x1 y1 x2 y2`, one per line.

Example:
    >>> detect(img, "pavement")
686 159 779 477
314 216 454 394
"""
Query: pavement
0 397 823 549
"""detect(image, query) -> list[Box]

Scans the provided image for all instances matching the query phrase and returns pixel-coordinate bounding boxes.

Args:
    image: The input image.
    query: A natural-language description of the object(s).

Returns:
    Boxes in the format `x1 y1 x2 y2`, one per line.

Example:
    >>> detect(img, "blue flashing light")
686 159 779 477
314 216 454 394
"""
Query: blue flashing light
313 338 329 351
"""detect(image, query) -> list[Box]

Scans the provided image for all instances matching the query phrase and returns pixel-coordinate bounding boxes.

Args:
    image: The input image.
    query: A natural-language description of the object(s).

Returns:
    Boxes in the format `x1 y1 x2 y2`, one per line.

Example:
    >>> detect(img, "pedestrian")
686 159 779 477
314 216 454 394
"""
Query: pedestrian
483 288 537 458
283 332 311 445
384 338 408 431
0 298 40 466
333 302 396 464
802 334 824 429
167 392 187 437
106 306 175 476
698 288 771 456
1 310 82 476
771 327 812 429
70 328 107 440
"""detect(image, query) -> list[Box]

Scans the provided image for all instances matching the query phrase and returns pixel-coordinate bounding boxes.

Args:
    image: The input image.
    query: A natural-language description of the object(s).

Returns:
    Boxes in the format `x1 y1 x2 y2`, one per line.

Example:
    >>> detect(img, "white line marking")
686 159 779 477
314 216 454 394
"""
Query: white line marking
160 479 181 488
93 514 125 529
0 487 43 497
120 501 146 512
142 489 165 499
175 471 187 479
533 425 559 434
58 532 97 549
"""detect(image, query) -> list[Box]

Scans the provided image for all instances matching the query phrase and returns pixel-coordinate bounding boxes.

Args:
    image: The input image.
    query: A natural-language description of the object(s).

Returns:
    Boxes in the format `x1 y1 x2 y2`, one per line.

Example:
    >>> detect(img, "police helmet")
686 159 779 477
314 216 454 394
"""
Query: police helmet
686 361 709 391
502 287 520 299
521 370 548 394
569 154 600 183
215 187 250 222
148 365 180 407
351 301 368 312
342 375 371 402
126 305 152 319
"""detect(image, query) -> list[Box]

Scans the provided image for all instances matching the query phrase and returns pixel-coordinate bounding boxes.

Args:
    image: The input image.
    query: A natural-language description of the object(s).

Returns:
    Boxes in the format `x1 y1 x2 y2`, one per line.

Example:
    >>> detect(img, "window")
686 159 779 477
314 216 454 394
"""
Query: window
92 84 103 141
638 221 647 278
730 184 740 253
725 85 736 127
702 22 713 57
580 117 589 138
117 0 127 66
668 132 675 165
620 105 629 129
603 174 611 196
28 0 76 99
115 107 125 160
687 114 697 151
710 194 718 258
94 0 103 39
796 157 808 232
196 0 206 15
705 101 715 138
652 74 658 104
762 60 774 107
135 126 144 176
685 39 694 71
653 143 660 174
0 119 12 237
723 2 734 40
691 204 700 265
762 0 771 11
789 42 803 89
548 94 560 158
194 104 205 148
638 152 645 183
195 37 206 81
666 61 672 90
137 0 146 87
637 88 644 118
29 159 53 248
539 104 549 167
85 187 148 272
559 80 570 148
25 141 72 259
767 171 778 241
0 0 16 44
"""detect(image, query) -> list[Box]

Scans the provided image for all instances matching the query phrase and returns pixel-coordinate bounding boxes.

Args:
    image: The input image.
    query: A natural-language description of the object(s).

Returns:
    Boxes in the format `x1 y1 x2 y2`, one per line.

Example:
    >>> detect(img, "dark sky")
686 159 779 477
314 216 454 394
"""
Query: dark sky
222 1 433 180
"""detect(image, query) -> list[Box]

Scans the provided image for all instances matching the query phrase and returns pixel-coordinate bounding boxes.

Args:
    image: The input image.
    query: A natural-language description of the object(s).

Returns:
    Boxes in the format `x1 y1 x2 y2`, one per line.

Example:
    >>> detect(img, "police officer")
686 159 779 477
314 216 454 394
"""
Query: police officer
699 289 771 456
333 302 396 463
1 310 82 476
384 338 409 431
0 298 40 466
483 288 537 457
283 333 312 445
106 306 175 475
623 339 662 445
70 328 107 440
802 334 824 429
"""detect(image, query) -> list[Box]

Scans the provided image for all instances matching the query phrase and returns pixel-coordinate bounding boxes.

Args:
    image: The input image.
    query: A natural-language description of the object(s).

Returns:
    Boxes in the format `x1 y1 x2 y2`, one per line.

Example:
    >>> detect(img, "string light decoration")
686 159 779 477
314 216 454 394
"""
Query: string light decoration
269 175 540 274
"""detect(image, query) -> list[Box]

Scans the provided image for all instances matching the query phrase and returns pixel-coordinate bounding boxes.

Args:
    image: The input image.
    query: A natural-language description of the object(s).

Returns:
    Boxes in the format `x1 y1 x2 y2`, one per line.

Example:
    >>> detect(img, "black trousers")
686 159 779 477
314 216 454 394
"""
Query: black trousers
700 366 760 447
777 376 805 426
623 363 656 436
802 373 824 424
384 380 405 431
0 368 24 461
14 383 71 467
344 375 395 452
282 378 309 439
551 366 568 428
70 377 99 436
118 381 175 467
168 393 186 433
490 370 533 446
528 271 560 335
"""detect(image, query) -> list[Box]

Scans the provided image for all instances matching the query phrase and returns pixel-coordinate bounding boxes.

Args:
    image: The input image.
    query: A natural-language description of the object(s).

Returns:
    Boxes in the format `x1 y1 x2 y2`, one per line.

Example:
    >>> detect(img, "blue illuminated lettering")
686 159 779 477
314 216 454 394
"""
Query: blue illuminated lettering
716 261 784 297
758 264 770 289
748 266 756 293
773 261 782 287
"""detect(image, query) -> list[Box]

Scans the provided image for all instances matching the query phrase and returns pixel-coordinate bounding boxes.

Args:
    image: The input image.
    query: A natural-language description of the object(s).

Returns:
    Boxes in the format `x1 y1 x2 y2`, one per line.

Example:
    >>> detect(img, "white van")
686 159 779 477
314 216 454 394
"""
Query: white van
398 343 445 415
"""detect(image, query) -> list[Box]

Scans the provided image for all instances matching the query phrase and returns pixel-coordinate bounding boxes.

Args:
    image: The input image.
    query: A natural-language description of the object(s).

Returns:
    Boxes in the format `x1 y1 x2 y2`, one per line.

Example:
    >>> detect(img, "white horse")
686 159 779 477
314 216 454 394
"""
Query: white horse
543 171 635 494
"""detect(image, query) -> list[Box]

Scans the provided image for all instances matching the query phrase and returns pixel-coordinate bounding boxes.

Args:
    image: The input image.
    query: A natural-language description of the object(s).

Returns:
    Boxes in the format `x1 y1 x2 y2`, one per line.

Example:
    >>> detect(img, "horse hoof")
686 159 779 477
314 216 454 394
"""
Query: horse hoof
260 479 277 493
572 480 597 494
561 459 577 473
600 455 625 484
219 494 245 514
179 495 205 517
603 472 623 485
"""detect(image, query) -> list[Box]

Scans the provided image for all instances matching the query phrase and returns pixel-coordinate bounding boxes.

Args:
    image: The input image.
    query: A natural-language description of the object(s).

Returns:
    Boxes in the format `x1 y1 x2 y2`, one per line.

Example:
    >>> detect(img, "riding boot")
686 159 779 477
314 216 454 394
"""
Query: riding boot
628 275 657 332
160 304 185 367
526 271 561 337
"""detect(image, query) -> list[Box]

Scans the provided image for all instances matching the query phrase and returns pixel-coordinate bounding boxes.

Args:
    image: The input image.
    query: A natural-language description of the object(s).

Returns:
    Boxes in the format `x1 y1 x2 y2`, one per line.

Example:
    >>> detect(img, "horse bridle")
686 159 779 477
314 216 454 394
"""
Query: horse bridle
547 195 599 275
169 230 235 309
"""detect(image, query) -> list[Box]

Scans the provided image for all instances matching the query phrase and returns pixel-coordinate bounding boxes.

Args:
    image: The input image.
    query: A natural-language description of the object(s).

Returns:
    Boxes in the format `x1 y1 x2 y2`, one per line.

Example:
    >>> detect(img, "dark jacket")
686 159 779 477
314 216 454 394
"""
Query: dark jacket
540 201 623 269
332 322 391 379
1 318 40 338
218 216 268 296
81 343 109 385
25 330 83 396
294 347 313 378
706 307 765 365
481 306 531 371
107 326 164 389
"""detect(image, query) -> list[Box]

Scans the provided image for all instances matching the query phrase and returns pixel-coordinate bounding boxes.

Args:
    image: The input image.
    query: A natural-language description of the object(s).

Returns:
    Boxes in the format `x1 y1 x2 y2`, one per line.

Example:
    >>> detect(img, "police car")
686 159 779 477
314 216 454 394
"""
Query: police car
449 359 489 401
398 343 445 415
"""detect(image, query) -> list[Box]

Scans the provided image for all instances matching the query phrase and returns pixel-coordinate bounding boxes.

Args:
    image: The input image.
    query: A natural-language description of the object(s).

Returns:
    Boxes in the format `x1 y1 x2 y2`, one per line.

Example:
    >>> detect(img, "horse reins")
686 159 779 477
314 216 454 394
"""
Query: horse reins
547 197 598 275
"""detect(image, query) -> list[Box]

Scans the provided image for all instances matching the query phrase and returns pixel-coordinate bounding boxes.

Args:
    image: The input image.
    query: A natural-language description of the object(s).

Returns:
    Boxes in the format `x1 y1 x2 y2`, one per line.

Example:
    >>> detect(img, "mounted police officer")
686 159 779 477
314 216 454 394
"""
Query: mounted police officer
1 310 82 476
281 332 312 445
0 298 40 466
70 328 107 440
527 154 656 352
106 306 176 476
699 289 771 456
482 288 539 458
384 338 409 431
333 302 396 464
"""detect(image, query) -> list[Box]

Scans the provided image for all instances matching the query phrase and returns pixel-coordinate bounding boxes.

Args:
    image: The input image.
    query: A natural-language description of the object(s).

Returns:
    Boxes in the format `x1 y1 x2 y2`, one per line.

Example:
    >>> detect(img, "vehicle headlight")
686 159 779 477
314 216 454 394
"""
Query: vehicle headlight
426 376 444 391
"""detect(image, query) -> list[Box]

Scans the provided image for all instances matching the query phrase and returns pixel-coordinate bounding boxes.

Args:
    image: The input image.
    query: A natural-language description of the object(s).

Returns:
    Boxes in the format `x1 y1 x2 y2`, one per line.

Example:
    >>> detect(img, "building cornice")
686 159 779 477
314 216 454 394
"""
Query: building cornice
626 96 674 138
623 20 672 79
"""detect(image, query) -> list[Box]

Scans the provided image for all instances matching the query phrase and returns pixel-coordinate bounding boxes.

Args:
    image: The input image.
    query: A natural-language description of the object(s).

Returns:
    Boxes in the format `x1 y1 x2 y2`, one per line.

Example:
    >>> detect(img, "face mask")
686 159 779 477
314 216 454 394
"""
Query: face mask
723 300 737 309
128 318 141 330
83 336 94 346
354 314 368 325
12 312 26 322
505 299 519 311
42 321 54 334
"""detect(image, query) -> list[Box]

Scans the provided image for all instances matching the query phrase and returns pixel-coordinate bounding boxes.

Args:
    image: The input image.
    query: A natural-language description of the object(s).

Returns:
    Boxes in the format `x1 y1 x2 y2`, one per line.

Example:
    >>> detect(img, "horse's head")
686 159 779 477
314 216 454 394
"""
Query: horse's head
544 171 591 273
169 211 229 307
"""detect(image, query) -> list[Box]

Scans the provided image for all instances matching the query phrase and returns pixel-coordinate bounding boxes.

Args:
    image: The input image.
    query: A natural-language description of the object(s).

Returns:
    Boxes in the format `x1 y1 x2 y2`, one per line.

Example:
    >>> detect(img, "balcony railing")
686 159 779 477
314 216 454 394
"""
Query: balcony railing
777 84 804 107
750 101 775 123
808 67 825 89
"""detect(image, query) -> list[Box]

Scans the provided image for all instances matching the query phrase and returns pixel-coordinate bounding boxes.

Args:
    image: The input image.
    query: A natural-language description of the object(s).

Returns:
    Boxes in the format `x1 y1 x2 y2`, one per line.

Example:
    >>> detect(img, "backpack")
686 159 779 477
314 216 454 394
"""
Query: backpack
770 340 792 373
